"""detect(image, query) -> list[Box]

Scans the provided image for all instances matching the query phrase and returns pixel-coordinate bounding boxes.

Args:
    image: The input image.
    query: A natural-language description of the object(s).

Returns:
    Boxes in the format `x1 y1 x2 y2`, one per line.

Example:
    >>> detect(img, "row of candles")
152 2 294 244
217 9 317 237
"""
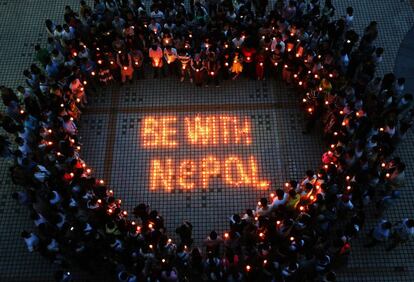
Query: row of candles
36 28 393 273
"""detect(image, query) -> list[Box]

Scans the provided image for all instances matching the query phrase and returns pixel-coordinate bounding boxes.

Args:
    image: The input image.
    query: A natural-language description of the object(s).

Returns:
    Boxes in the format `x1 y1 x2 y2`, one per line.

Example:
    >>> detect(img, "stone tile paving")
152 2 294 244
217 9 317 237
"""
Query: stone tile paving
0 0 413 281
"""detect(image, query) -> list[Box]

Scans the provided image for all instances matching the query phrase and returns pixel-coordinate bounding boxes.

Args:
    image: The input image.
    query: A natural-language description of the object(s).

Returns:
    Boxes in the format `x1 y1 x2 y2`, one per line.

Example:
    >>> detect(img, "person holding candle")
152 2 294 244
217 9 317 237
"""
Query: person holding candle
163 45 178 76
205 51 220 87
255 49 266 80
241 41 256 79
149 43 164 79
230 51 243 80
177 50 192 83
130 48 145 80
116 50 134 84
191 54 205 87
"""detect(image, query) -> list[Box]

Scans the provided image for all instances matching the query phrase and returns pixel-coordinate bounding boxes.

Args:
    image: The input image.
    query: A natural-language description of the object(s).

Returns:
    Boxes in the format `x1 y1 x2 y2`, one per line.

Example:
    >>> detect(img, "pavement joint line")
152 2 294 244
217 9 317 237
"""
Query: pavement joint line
82 102 298 115
102 88 120 184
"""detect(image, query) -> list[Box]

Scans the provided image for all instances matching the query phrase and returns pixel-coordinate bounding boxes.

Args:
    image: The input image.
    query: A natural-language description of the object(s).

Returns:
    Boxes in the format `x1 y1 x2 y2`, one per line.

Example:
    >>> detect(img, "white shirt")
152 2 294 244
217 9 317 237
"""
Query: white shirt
34 213 47 226
164 48 177 63
232 37 244 49
271 193 288 209
150 10 165 22
50 191 61 205
63 120 77 135
24 233 39 252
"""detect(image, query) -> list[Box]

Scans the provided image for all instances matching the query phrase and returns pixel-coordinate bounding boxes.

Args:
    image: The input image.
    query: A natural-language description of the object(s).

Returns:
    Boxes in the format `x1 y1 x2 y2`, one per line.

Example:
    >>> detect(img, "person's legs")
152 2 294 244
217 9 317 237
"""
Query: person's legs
121 72 127 84
386 233 403 251
153 66 158 79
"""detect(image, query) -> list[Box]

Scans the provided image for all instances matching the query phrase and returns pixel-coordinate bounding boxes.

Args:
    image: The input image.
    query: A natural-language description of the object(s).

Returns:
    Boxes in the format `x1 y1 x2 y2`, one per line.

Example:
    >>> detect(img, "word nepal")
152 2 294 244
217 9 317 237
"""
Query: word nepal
141 115 270 190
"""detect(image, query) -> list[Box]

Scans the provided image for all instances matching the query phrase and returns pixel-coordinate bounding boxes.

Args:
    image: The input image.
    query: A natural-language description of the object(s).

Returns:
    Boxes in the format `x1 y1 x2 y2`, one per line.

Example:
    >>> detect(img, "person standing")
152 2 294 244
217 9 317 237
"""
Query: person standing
205 51 220 87
149 44 164 78
116 51 134 84
176 220 193 247
163 46 178 76
191 54 205 87
386 218 414 251
364 219 392 248
177 50 192 83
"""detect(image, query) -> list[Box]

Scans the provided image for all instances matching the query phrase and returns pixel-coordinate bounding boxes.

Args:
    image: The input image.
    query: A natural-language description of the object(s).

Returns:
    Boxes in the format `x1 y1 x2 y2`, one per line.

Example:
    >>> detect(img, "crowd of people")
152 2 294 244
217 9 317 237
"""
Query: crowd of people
1 0 414 281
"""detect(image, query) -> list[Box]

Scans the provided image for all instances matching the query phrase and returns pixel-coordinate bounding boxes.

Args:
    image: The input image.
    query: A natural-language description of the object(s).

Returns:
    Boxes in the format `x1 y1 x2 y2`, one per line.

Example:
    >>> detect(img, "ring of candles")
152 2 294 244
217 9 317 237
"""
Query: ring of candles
11 5 410 280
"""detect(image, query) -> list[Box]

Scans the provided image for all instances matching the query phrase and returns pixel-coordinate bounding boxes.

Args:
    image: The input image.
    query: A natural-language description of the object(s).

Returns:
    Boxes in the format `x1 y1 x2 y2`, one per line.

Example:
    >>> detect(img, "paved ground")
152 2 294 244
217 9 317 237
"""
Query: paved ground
0 1 413 281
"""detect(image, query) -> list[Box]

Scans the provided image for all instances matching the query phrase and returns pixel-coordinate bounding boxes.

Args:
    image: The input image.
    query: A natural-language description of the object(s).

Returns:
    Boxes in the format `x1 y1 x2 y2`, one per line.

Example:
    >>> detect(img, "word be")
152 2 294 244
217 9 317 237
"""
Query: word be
141 115 252 147
150 155 269 190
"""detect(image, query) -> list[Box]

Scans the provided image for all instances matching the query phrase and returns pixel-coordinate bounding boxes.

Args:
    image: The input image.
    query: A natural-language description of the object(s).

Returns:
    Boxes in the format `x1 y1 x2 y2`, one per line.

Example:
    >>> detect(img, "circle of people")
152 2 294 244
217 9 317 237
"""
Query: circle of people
1 0 413 282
